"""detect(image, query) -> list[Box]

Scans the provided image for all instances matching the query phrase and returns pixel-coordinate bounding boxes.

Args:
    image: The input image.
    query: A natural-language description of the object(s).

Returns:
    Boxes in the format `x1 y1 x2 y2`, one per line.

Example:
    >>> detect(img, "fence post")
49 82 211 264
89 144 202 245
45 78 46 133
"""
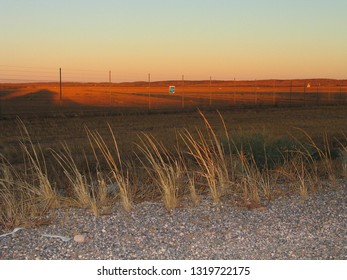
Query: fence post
59 68 62 107
182 74 185 109
233 78 236 105
148 73 151 111
209 76 212 106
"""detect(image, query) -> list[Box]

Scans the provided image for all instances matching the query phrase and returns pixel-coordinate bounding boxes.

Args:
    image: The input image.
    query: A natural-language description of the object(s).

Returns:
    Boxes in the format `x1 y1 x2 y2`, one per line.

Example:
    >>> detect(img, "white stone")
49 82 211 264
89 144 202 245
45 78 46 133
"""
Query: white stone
74 234 85 243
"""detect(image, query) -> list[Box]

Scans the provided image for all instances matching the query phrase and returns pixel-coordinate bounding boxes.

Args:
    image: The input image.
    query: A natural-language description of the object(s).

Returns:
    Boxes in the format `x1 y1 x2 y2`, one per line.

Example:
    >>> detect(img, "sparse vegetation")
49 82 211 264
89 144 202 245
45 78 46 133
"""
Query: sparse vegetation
0 107 346 230
136 133 184 209
86 124 133 211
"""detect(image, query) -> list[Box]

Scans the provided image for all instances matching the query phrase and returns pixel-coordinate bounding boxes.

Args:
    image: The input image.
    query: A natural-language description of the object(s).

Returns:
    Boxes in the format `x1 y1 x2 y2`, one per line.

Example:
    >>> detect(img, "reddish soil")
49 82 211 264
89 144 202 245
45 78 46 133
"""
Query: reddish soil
1 79 346 117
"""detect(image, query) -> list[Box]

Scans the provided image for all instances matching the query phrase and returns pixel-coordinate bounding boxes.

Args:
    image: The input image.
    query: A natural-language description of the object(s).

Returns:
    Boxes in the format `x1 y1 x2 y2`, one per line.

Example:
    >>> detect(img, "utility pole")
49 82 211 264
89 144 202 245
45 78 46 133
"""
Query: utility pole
148 73 151 110
59 68 62 107
233 77 236 105
209 76 212 106
182 74 185 109
108 70 112 98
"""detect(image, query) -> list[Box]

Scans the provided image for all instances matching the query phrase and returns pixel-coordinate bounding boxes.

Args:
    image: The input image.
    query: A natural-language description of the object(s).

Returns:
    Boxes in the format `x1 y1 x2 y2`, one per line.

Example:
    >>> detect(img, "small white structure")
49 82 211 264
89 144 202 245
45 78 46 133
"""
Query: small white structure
169 86 175 94
307 83 311 88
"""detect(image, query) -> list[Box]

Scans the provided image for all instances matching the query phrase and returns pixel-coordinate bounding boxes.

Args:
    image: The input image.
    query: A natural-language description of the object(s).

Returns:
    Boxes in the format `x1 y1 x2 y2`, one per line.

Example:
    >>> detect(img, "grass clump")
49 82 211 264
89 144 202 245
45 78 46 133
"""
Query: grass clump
0 161 36 229
51 143 101 214
136 133 184 209
51 124 134 214
0 119 60 229
18 119 60 211
181 111 232 203
1 112 346 229
86 124 133 211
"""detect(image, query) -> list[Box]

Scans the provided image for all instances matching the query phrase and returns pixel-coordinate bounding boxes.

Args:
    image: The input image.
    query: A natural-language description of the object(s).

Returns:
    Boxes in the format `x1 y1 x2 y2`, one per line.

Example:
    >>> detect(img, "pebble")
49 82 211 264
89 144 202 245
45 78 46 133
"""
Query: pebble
73 235 85 243
0 182 346 260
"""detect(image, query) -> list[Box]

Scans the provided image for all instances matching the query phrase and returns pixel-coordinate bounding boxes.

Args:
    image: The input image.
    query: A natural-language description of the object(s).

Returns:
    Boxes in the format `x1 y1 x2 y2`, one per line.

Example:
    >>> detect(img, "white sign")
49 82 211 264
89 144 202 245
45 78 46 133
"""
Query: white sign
169 86 175 94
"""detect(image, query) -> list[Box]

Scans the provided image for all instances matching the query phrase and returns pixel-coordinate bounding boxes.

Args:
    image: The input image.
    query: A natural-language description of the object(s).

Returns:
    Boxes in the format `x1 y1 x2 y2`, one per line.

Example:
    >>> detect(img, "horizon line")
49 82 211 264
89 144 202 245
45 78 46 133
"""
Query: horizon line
1 77 347 85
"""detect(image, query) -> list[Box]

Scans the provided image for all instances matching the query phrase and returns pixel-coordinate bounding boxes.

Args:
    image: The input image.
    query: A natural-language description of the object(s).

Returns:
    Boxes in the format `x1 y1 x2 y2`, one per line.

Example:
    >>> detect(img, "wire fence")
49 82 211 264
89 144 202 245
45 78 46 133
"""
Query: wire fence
0 66 346 118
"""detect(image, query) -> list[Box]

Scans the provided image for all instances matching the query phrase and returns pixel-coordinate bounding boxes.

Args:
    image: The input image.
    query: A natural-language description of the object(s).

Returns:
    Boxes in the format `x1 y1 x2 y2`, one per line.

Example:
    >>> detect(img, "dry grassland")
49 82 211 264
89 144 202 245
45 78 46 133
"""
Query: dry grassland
0 82 347 229
1 79 346 116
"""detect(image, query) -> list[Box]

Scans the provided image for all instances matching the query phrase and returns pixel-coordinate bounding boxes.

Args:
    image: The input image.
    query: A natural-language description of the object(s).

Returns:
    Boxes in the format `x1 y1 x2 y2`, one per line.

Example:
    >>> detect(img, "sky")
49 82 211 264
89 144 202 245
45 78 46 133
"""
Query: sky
1 0 347 82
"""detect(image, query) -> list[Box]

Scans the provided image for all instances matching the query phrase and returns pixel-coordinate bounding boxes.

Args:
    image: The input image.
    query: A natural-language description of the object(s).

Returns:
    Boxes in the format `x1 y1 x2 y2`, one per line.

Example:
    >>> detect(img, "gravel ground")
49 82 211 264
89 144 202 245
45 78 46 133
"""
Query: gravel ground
0 183 346 260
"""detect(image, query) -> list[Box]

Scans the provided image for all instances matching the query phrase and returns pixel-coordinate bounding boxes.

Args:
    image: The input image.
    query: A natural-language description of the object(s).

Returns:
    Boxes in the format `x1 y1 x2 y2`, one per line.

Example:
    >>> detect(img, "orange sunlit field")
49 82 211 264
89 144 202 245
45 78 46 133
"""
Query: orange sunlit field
1 79 346 117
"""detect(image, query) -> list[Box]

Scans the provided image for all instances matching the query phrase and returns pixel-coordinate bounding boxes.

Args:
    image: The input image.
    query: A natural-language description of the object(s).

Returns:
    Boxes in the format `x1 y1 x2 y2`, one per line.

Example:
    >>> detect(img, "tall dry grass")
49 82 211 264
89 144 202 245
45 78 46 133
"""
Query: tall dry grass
136 133 184 209
0 160 36 228
18 119 59 210
337 133 347 177
294 129 337 184
180 111 232 202
178 149 200 205
0 119 60 229
1 113 346 229
86 124 133 211
278 153 316 198
51 143 102 214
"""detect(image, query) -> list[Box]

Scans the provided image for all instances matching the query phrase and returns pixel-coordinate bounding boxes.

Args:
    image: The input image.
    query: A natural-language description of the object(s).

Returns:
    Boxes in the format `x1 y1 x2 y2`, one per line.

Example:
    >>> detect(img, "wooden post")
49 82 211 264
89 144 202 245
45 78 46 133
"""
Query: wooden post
59 68 62 107
108 70 112 98
148 73 151 110
233 78 236 105
182 74 185 109
209 76 212 106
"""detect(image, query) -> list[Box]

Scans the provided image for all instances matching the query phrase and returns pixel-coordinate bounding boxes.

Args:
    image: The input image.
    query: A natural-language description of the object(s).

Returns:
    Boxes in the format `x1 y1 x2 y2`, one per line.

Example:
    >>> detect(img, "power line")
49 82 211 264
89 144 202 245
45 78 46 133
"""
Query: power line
0 78 58 82
0 65 57 71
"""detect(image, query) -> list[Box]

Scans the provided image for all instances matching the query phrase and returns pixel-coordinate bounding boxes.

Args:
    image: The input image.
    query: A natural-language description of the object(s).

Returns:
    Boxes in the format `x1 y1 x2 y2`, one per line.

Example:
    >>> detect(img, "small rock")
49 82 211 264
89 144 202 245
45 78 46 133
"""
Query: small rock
74 234 85 243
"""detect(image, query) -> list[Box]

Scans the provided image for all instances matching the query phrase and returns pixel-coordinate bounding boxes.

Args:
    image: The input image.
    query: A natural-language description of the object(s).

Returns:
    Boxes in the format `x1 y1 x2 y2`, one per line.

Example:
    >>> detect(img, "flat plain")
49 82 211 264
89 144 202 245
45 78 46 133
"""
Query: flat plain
0 80 346 239
1 79 346 117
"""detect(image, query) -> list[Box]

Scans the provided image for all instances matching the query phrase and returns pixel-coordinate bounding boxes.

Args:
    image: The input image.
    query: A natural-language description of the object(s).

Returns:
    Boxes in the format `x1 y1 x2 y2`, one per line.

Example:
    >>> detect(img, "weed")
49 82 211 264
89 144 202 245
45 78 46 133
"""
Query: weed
182 111 235 203
0 111 346 228
17 118 60 211
86 124 133 211
51 143 100 214
293 128 338 185
136 133 183 209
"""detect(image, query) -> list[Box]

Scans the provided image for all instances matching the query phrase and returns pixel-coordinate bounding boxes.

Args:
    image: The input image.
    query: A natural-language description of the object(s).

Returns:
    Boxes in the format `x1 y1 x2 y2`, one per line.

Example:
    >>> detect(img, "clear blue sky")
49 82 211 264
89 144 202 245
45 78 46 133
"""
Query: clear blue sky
1 0 346 81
